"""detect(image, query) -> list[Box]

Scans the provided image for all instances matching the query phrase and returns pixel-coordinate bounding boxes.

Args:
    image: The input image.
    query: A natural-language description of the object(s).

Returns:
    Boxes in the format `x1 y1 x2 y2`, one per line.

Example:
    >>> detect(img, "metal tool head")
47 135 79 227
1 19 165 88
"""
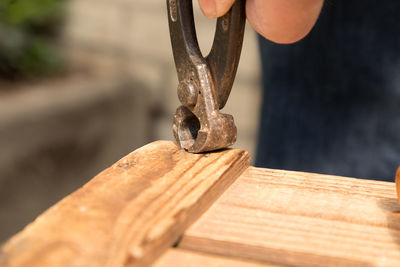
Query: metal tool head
167 0 246 153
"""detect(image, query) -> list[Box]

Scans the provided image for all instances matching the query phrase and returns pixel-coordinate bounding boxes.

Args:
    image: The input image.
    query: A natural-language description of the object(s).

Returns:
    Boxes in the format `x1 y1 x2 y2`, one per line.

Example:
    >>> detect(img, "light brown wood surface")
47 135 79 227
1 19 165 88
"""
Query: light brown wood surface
179 167 400 266
153 249 275 267
0 141 250 267
396 167 400 205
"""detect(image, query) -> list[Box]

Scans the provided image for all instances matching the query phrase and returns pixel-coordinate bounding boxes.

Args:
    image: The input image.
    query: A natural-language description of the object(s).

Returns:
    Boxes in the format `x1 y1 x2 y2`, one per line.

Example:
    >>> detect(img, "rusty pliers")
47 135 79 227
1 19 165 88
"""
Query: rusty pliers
167 0 246 153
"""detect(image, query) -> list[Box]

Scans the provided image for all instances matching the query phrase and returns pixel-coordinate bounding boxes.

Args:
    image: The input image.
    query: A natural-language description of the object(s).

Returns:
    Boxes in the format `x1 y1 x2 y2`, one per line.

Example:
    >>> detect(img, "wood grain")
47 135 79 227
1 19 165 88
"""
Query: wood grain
396 167 400 205
153 249 275 267
0 141 250 267
179 167 400 266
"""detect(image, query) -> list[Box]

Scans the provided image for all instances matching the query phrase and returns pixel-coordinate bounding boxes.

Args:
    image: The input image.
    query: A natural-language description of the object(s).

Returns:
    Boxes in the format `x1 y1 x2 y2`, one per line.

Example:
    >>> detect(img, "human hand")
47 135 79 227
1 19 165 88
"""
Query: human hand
198 0 324 44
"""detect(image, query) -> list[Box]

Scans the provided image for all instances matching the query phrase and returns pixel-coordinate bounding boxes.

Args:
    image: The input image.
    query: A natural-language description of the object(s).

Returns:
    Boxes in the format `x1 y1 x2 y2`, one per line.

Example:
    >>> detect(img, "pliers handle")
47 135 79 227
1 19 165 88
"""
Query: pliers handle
167 0 246 153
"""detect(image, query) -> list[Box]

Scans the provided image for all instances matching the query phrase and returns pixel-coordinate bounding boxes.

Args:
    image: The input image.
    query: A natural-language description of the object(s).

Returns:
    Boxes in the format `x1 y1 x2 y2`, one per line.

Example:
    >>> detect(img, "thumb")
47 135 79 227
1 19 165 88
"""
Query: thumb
198 0 235 18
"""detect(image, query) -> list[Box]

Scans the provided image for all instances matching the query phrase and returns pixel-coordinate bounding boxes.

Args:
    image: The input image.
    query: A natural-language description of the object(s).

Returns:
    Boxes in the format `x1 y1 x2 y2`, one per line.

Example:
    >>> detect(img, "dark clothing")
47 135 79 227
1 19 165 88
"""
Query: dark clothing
256 1 400 181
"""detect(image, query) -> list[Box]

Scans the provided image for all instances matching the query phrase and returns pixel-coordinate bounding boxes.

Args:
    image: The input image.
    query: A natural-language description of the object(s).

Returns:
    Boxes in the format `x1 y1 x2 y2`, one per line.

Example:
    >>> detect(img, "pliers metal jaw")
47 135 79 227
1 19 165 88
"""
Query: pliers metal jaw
167 0 246 153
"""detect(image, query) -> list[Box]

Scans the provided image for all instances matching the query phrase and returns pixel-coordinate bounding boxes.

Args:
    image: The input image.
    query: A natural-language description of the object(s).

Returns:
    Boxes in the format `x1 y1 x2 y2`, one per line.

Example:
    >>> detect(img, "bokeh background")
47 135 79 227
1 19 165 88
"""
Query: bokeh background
0 0 261 241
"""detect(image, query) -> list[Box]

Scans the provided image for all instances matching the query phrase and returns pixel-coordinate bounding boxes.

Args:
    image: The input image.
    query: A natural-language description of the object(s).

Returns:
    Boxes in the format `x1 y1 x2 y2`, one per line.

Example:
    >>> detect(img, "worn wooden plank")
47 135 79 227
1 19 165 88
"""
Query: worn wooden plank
153 249 275 267
179 167 400 266
0 141 250 267
396 167 400 204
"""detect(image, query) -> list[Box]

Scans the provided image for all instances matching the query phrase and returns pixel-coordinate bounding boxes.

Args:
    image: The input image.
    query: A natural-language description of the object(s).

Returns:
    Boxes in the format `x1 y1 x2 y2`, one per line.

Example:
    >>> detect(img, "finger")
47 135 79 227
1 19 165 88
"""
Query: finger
246 0 324 44
198 0 236 18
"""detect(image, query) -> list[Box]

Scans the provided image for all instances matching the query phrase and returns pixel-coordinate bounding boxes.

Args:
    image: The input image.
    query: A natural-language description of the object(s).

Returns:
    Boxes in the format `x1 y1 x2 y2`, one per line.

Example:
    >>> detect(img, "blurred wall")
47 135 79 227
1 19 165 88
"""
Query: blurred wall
0 77 150 241
63 0 262 156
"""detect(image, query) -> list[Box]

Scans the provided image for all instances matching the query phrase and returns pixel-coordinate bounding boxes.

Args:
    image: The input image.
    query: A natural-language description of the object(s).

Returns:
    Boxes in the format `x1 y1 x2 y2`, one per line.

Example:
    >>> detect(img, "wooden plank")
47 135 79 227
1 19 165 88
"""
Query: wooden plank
396 167 400 204
153 248 275 267
179 167 400 266
0 141 250 267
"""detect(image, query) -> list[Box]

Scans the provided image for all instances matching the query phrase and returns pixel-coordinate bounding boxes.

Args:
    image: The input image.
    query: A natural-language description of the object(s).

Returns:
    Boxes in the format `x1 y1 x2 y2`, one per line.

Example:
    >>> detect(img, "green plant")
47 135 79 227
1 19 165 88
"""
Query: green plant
0 0 66 80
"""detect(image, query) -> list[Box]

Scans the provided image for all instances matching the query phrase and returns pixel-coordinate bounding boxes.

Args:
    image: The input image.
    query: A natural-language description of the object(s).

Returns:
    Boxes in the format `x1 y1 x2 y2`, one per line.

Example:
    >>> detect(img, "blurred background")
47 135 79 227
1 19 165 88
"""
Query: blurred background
0 0 261 241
